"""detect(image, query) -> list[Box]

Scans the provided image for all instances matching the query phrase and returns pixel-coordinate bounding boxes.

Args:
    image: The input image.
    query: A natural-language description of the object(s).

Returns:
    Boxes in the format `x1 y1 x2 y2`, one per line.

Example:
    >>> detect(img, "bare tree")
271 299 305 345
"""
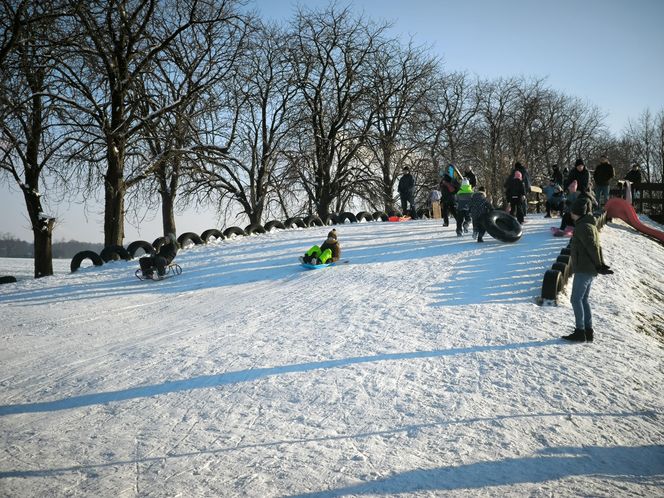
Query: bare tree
359 39 438 212
0 0 67 278
134 0 249 235
58 0 240 246
286 5 389 219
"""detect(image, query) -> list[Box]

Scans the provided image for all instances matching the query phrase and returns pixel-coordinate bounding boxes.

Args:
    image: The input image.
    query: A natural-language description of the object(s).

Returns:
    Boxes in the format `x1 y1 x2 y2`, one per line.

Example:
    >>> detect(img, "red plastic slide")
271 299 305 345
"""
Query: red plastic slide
604 198 664 243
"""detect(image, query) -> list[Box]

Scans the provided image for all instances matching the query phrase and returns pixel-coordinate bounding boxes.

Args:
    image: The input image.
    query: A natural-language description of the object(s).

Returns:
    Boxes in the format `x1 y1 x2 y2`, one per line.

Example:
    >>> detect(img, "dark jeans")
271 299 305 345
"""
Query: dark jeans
442 203 455 226
472 216 487 241
400 193 416 218
546 200 564 216
570 272 594 330
455 209 471 234
510 196 524 223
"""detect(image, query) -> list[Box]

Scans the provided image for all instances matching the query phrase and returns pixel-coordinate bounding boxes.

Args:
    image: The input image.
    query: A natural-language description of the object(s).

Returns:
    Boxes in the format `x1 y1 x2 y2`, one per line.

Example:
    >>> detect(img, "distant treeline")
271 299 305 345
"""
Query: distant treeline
0 236 103 259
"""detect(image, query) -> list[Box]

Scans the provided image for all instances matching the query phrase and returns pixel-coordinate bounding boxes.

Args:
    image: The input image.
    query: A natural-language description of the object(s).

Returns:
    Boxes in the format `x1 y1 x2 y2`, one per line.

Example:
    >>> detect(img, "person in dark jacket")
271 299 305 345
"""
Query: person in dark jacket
439 173 459 227
398 166 416 218
505 170 526 223
592 156 615 207
470 187 493 242
139 233 178 279
302 229 341 264
561 197 612 342
565 158 591 193
505 162 531 217
551 164 564 186
543 180 565 217
624 163 643 198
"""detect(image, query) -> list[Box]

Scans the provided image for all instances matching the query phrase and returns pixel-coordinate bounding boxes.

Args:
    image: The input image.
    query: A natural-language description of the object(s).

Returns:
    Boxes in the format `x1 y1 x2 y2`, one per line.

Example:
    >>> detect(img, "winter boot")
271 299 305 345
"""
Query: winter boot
561 328 586 342
585 327 594 342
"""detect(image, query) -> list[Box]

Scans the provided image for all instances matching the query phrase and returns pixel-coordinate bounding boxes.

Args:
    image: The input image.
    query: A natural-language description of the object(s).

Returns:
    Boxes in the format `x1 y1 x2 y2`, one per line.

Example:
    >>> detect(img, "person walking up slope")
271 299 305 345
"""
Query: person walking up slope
505 170 526 223
562 197 613 342
470 186 493 242
454 179 474 236
398 167 416 218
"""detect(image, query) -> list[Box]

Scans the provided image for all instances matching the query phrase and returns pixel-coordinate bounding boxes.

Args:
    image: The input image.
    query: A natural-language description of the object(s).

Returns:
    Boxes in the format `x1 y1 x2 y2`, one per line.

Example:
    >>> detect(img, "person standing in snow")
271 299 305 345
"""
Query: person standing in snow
592 155 615 208
624 163 643 200
505 162 531 219
454 179 474 236
302 229 341 265
565 158 591 193
505 170 526 223
464 167 477 188
439 173 459 227
551 164 564 186
139 233 178 279
470 186 493 243
398 166 417 218
562 197 613 342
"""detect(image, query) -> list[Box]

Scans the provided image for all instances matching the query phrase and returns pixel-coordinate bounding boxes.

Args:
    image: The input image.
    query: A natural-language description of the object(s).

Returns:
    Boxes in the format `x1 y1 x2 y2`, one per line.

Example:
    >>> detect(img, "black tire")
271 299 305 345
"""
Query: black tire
560 247 571 256
100 245 131 262
264 220 286 231
284 217 306 229
200 229 224 243
355 211 373 222
127 240 155 258
556 255 571 265
245 223 266 235
70 250 104 272
541 269 562 301
483 211 523 243
337 212 358 224
387 209 401 217
551 262 569 284
0 276 17 284
372 211 389 222
417 208 429 219
153 237 166 249
177 232 204 247
304 214 324 227
223 226 246 238
324 214 337 225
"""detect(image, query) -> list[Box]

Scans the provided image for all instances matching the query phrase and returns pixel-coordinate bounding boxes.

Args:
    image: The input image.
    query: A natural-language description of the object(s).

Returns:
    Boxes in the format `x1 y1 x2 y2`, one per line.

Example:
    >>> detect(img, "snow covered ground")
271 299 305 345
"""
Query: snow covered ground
0 214 662 497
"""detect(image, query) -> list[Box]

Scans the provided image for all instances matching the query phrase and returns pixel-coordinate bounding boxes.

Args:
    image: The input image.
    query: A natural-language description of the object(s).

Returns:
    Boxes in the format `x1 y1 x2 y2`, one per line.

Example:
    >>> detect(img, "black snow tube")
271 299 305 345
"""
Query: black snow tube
200 229 224 243
127 240 155 258
323 214 337 225
304 215 324 227
337 212 357 224
70 250 104 272
355 211 373 222
264 220 286 231
100 245 131 262
223 226 246 238
0 276 17 284
284 217 306 229
483 211 523 243
245 223 266 235
178 232 204 247
541 269 562 301
372 211 389 222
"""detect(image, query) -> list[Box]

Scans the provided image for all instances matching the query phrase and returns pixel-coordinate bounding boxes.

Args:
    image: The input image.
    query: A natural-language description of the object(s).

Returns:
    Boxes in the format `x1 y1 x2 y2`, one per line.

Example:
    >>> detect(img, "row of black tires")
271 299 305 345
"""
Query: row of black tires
68 211 398 273
540 211 609 302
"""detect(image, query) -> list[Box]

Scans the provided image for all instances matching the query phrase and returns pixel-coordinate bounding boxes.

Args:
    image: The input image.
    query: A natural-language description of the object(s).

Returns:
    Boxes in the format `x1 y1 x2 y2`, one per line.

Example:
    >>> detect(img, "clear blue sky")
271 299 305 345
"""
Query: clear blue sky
2 0 663 243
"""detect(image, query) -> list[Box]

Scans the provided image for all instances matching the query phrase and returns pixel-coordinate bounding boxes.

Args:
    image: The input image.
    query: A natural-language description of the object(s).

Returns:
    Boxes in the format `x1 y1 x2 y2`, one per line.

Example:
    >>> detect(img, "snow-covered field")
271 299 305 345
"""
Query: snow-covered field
0 214 662 497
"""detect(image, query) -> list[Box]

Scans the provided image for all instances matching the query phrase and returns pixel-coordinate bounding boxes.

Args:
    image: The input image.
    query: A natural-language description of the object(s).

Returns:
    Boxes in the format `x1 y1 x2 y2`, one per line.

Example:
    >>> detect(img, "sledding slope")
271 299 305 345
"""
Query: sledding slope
0 215 663 497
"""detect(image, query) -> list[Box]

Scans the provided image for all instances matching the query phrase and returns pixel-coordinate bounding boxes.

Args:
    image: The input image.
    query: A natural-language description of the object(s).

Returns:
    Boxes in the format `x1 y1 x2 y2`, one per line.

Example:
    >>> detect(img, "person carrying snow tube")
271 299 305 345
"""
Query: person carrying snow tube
302 229 341 265
140 233 178 279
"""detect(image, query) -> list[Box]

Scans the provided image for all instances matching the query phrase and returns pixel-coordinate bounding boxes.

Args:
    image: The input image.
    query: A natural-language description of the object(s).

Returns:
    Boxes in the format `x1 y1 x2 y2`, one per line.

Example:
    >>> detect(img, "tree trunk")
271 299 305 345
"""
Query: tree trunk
33 218 54 279
103 143 126 246
161 189 176 236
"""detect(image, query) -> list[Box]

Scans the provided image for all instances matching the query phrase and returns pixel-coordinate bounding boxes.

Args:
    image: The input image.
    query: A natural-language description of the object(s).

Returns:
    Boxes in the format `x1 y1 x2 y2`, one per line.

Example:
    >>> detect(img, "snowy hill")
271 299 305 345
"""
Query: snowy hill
1 215 663 497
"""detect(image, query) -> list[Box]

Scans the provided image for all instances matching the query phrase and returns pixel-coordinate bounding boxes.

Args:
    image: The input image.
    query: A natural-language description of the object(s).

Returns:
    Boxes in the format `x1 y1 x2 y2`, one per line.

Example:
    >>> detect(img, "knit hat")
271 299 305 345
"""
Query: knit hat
575 158 584 167
327 229 337 240
571 197 590 216
514 171 523 180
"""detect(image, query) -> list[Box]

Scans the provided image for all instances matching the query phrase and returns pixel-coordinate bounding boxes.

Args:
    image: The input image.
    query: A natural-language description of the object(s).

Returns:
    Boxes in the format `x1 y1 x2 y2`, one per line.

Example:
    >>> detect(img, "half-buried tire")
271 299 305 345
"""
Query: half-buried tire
178 232 204 247
483 211 523 243
245 223 266 235
541 269 562 301
223 226 246 238
71 250 104 272
264 220 286 231
100 245 131 262
0 276 17 284
127 240 155 258
200 229 224 243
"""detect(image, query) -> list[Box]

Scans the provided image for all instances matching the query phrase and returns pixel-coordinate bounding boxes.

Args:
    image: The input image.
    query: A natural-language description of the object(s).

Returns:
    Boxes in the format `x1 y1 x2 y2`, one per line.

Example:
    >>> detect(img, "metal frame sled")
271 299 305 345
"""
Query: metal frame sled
135 263 182 281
